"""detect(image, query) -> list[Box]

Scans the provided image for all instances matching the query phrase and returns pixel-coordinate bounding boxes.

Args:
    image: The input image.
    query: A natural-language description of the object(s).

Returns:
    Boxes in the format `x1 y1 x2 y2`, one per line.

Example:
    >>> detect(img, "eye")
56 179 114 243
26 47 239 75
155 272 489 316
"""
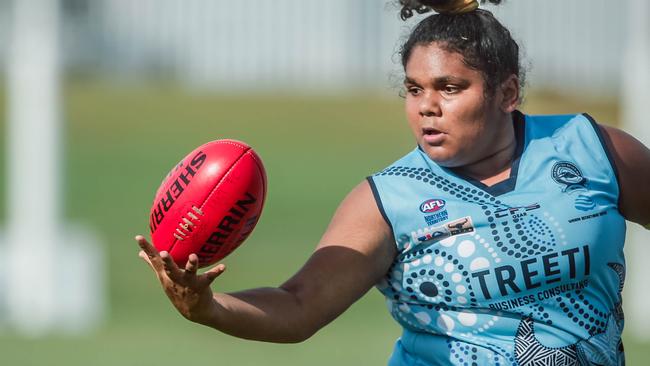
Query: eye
407 87 422 96
443 85 460 94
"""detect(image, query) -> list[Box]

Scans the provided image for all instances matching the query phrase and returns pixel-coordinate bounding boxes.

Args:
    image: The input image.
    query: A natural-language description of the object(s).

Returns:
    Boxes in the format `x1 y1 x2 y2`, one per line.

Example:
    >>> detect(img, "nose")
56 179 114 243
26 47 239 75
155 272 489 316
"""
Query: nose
418 91 441 117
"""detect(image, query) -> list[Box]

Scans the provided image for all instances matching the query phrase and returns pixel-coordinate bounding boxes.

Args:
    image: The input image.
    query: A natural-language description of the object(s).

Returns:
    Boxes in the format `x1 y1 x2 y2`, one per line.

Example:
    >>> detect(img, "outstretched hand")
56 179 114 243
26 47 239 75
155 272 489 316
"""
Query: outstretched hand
135 235 226 325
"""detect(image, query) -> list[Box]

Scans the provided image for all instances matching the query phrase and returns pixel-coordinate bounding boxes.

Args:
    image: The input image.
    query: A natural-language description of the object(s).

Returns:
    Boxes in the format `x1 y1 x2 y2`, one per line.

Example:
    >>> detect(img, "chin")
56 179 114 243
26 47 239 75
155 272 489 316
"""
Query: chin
434 159 464 168
419 145 460 167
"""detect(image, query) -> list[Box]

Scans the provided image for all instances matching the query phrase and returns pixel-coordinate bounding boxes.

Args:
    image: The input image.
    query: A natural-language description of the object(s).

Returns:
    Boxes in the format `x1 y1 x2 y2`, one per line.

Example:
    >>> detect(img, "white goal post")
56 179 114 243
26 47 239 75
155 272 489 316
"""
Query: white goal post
1 0 104 336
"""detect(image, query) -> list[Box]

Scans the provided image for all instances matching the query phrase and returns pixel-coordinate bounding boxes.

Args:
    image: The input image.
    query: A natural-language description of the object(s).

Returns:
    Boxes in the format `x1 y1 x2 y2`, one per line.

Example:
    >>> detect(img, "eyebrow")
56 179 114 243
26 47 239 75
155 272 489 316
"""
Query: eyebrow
404 75 470 86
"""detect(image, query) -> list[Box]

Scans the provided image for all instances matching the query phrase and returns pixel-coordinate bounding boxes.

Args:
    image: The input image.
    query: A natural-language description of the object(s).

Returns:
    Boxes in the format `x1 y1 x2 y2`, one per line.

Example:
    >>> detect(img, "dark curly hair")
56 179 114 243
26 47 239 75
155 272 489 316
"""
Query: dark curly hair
397 0 524 99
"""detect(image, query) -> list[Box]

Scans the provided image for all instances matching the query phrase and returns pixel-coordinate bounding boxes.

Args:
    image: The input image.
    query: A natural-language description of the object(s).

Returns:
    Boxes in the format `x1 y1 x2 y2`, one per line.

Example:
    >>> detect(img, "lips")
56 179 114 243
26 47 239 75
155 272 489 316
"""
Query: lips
421 127 445 145
422 127 441 135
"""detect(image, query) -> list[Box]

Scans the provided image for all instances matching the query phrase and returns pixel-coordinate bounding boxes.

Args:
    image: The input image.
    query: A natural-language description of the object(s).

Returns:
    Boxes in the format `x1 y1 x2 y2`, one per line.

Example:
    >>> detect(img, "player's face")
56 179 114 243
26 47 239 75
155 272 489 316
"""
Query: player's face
403 43 511 168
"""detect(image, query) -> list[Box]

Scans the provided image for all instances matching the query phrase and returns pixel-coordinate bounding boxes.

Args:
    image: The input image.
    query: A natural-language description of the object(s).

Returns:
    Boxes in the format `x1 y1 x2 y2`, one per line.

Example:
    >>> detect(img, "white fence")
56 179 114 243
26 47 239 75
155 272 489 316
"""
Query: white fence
0 0 635 94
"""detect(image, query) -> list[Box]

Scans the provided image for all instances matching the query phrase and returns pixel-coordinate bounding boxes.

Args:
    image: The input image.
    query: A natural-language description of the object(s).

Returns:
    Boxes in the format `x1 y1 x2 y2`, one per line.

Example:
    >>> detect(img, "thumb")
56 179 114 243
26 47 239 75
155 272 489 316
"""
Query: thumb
202 264 227 286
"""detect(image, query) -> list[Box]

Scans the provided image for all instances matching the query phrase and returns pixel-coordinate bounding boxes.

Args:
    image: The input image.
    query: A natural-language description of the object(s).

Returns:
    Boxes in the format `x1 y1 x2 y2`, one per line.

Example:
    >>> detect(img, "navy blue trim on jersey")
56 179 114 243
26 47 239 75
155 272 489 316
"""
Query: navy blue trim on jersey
582 113 621 189
446 110 526 197
367 176 393 229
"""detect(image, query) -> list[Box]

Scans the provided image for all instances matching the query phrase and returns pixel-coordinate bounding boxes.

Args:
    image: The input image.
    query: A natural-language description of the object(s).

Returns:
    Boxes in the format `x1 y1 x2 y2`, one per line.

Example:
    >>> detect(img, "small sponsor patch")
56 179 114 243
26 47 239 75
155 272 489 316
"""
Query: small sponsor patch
494 203 541 220
411 216 475 245
446 216 475 236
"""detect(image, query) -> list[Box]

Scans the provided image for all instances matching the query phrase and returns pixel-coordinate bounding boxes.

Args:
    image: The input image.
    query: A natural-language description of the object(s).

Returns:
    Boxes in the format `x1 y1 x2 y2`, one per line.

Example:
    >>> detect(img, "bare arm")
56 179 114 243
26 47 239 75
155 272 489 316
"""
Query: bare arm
136 180 396 343
599 124 650 227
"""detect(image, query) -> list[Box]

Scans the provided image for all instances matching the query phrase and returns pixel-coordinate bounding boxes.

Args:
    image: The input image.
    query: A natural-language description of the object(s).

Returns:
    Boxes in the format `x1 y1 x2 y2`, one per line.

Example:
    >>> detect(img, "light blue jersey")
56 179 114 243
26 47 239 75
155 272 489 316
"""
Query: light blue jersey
368 111 626 366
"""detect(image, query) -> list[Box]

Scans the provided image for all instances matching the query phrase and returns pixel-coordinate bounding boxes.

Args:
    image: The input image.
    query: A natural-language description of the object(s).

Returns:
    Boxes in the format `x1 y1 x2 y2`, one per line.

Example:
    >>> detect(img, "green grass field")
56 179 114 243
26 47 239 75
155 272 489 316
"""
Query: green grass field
0 81 646 365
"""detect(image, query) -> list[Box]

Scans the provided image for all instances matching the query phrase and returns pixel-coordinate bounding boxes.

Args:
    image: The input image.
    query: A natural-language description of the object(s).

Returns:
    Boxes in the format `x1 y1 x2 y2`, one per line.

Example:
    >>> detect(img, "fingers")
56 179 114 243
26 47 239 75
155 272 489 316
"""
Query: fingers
184 254 199 276
135 235 165 272
135 234 225 287
135 235 158 259
138 250 155 270
178 254 225 287
160 250 184 281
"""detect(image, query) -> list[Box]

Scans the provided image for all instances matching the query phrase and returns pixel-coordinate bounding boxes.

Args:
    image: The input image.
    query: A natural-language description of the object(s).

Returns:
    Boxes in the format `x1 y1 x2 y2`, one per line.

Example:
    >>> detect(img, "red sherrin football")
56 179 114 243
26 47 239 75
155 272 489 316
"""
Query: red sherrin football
149 139 266 268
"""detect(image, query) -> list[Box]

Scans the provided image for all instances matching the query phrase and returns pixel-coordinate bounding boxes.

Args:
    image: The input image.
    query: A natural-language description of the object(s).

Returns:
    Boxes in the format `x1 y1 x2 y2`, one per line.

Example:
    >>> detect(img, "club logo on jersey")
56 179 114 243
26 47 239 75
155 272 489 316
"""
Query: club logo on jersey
552 161 587 192
419 199 449 225
552 161 597 211
411 216 474 245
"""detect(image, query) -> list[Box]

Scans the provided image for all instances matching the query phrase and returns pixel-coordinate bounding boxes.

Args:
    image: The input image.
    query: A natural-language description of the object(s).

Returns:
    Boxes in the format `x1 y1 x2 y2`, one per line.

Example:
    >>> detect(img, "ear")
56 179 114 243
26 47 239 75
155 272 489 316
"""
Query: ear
499 74 520 113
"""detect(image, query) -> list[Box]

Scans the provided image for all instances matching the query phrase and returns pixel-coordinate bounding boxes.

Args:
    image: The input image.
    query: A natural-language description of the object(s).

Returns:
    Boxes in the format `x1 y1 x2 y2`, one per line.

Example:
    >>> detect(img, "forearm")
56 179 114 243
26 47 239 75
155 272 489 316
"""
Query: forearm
198 241 393 343
202 287 318 343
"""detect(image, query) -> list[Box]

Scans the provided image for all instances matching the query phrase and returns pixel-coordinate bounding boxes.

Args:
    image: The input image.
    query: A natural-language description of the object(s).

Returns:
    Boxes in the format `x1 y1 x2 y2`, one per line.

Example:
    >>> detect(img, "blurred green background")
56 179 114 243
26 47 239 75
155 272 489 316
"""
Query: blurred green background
0 81 646 365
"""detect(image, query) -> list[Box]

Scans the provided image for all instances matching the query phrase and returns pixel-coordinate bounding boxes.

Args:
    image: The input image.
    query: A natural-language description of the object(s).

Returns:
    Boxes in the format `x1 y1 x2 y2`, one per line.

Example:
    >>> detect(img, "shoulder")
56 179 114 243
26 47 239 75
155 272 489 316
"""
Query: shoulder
523 112 584 132
595 123 650 227
596 124 648 159
335 180 377 212
314 180 396 282
319 180 393 252
524 112 650 227
520 112 600 144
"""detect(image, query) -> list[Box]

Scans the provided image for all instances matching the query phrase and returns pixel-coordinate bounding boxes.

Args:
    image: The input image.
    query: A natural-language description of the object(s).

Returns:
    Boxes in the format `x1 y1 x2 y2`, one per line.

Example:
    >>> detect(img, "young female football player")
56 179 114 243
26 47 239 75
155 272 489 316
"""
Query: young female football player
136 1 650 364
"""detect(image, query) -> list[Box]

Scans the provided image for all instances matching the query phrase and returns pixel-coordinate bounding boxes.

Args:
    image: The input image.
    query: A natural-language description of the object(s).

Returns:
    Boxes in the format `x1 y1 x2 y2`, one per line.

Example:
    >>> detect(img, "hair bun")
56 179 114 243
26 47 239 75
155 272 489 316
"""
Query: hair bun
423 0 479 15
398 0 503 20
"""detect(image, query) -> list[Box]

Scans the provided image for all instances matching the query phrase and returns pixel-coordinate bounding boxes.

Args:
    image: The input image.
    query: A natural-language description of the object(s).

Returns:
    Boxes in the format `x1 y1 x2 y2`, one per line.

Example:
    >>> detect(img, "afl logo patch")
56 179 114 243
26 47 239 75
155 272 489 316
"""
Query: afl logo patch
420 199 446 213
552 161 587 192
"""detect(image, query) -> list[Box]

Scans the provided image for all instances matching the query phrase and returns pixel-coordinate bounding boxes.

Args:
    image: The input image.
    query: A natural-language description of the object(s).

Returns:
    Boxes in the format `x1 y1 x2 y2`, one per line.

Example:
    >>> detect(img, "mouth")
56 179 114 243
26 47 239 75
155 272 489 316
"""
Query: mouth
421 127 445 145
422 127 442 136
